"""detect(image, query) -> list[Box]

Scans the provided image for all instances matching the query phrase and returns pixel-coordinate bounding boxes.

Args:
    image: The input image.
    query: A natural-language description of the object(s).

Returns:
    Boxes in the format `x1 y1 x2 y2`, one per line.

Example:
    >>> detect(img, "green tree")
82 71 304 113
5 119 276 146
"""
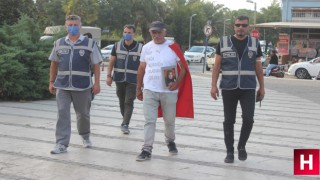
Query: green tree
0 16 53 100
63 0 99 24
97 0 166 43
259 0 281 46
34 0 65 28
0 0 36 25
165 0 227 48
98 0 134 32
165 0 190 49
46 0 66 25
131 0 167 42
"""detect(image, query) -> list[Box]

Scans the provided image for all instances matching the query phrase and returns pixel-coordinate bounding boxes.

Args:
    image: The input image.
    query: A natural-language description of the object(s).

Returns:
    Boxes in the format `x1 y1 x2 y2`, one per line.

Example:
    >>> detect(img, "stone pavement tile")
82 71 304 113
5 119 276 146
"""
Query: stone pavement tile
0 72 319 179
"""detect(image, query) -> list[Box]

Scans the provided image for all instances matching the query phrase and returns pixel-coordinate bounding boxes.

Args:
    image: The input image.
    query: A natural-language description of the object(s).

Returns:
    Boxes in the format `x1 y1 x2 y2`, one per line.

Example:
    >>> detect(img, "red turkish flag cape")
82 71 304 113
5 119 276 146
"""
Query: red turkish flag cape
158 42 194 119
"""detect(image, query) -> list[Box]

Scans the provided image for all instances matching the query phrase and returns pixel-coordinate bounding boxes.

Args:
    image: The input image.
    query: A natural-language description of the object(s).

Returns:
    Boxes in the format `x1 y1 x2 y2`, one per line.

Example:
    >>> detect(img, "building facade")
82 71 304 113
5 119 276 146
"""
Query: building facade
257 0 320 59
282 0 320 58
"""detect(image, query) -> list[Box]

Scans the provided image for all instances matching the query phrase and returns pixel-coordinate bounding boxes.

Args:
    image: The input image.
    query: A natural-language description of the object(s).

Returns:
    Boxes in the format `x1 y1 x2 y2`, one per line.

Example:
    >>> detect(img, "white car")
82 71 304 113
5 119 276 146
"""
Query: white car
184 46 215 64
287 57 320 79
101 44 114 62
205 53 266 71
206 54 215 71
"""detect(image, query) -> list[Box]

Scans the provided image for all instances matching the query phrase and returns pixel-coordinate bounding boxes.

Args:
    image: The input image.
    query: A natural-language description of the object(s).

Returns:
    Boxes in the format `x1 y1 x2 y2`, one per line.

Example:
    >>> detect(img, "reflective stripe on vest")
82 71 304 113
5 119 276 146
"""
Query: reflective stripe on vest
113 41 142 84
113 68 138 74
53 37 94 89
222 70 256 75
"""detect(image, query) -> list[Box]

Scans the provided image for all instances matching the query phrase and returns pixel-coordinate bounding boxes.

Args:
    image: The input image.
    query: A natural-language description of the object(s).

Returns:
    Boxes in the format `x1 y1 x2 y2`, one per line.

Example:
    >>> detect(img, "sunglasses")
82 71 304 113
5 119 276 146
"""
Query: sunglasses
234 24 249 28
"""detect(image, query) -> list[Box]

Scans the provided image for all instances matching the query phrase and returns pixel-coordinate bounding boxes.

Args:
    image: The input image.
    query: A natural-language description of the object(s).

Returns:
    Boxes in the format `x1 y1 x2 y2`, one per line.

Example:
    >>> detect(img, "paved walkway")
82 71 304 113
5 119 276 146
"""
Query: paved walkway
0 70 319 180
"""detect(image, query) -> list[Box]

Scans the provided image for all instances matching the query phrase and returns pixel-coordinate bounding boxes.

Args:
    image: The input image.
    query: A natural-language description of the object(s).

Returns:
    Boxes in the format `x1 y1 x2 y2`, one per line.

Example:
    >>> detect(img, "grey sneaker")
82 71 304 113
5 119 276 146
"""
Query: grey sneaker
121 125 130 134
83 138 92 148
136 151 151 161
50 144 67 154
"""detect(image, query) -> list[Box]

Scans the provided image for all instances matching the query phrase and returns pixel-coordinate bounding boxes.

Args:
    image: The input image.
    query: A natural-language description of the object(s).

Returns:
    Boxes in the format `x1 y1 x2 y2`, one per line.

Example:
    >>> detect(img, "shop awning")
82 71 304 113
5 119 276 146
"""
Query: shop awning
255 22 320 29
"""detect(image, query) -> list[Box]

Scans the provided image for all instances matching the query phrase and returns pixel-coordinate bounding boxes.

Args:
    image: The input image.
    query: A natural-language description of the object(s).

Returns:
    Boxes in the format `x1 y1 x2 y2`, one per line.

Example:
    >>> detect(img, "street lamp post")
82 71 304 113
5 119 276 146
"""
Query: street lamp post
247 0 256 28
223 19 231 36
189 14 197 50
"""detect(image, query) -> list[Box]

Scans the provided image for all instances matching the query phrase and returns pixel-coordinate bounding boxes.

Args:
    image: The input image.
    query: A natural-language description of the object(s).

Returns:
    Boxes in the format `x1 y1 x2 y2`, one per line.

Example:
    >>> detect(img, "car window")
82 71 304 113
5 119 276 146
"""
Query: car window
102 45 113 50
189 46 204 53
206 48 214 53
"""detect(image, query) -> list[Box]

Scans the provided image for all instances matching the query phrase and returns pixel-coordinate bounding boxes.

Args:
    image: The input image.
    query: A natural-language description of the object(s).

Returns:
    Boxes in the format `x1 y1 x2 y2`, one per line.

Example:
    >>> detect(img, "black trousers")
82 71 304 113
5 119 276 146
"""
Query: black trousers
116 82 136 126
222 88 256 153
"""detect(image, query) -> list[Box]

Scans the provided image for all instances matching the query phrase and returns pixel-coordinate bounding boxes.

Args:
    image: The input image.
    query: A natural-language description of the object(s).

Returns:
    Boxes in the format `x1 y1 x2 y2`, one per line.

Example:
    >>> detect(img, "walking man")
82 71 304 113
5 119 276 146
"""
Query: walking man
135 21 193 161
48 15 102 154
210 15 265 163
106 24 143 134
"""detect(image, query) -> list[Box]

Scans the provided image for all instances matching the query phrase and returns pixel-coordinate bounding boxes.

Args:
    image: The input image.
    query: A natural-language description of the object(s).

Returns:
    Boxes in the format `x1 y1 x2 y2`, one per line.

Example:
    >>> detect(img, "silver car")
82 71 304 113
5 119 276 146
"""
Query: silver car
184 46 215 64
101 44 114 62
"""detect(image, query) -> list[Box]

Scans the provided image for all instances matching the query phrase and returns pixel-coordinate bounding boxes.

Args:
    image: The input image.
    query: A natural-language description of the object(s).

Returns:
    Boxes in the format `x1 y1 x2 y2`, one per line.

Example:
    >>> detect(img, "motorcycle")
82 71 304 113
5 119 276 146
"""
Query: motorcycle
266 65 285 78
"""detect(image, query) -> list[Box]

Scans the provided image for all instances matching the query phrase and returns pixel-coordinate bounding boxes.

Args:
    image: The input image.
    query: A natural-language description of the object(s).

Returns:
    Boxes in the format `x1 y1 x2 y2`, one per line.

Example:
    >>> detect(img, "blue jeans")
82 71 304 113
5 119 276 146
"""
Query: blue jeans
265 64 278 76
222 88 255 153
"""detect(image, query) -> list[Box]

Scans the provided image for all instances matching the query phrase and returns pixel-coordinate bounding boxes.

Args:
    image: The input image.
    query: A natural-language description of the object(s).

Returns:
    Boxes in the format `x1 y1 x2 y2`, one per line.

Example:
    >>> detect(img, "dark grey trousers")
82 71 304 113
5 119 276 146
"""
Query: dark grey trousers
115 82 136 126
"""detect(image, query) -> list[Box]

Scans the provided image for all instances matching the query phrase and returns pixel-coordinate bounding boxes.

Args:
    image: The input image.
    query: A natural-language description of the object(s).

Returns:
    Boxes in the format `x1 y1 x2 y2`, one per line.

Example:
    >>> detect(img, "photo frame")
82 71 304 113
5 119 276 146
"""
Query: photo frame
161 66 177 89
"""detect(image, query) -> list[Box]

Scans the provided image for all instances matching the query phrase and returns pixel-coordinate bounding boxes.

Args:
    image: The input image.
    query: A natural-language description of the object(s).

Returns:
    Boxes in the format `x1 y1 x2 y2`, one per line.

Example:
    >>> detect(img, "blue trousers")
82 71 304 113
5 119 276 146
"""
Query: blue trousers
265 64 278 76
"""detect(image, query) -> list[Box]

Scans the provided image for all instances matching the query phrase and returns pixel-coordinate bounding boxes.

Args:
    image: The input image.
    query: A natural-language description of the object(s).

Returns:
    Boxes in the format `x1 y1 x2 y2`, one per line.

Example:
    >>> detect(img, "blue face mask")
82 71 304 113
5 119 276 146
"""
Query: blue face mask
123 34 133 41
68 26 79 36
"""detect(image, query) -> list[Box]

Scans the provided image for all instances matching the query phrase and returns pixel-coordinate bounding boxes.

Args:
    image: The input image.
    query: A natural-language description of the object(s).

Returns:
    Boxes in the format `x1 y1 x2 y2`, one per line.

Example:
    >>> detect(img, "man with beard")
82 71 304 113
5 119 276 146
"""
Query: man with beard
106 24 143 134
210 15 265 163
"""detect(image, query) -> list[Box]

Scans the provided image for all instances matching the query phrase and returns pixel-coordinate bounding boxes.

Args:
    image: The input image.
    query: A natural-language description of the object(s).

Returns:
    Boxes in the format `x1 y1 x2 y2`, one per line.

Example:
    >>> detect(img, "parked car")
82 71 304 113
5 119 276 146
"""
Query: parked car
184 46 215 64
287 57 320 79
205 52 265 71
206 54 215 71
101 44 114 62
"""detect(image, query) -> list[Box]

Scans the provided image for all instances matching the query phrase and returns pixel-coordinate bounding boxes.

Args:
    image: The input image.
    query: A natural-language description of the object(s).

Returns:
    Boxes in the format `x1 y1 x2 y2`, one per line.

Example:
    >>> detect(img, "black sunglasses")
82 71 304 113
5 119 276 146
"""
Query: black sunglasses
234 24 249 28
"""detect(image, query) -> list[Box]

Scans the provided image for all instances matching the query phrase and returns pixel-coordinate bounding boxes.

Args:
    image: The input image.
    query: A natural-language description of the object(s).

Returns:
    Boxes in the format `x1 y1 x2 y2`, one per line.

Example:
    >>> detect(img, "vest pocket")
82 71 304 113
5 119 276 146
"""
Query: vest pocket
72 75 90 88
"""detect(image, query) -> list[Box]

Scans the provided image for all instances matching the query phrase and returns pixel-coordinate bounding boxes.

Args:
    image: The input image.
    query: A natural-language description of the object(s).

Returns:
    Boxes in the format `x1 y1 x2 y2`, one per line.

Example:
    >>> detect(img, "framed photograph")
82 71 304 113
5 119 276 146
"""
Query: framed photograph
161 66 177 88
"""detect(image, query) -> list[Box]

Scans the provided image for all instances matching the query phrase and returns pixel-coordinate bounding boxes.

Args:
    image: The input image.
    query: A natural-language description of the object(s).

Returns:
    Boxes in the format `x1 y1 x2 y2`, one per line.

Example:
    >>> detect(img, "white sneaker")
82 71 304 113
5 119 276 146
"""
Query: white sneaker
83 138 92 148
50 144 67 154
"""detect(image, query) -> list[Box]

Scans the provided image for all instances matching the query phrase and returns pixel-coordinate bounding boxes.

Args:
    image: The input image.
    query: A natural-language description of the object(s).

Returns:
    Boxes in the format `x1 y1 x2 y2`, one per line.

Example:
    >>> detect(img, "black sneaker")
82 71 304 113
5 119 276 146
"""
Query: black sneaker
238 147 247 161
167 142 178 154
136 151 151 161
121 125 130 134
224 152 234 163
